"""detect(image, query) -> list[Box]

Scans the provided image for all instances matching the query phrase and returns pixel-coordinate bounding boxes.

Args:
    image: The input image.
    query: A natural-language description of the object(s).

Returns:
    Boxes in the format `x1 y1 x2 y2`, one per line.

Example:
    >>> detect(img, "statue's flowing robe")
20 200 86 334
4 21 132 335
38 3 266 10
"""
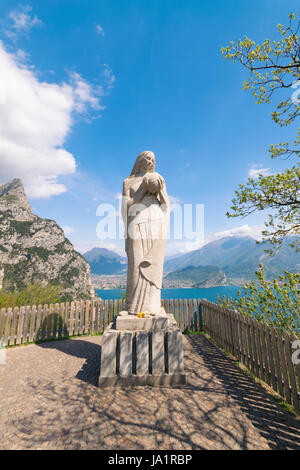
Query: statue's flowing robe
124 179 169 315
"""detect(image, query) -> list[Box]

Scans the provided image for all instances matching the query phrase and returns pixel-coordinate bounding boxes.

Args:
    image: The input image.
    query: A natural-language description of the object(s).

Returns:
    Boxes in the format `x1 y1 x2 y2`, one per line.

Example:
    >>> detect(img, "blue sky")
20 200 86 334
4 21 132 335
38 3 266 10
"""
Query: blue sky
0 0 298 255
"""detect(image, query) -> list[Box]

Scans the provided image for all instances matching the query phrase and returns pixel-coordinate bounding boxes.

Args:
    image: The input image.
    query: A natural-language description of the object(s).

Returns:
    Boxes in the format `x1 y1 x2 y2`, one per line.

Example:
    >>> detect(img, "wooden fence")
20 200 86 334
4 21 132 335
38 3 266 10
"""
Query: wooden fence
0 298 202 347
0 297 299 411
202 299 300 411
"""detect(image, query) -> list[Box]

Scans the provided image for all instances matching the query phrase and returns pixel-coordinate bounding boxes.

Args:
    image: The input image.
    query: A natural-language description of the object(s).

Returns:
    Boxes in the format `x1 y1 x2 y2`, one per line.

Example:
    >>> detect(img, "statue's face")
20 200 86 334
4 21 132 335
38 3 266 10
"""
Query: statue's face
142 153 155 172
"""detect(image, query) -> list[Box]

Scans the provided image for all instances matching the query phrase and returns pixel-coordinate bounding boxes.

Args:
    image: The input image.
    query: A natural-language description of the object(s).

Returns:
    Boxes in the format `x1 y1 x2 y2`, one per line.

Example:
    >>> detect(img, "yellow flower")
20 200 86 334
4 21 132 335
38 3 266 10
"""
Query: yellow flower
138 312 144 318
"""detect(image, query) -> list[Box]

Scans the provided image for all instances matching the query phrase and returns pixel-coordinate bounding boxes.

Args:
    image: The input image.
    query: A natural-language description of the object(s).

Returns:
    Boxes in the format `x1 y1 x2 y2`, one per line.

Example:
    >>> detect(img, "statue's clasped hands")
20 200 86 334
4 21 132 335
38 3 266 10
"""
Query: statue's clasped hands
142 172 163 195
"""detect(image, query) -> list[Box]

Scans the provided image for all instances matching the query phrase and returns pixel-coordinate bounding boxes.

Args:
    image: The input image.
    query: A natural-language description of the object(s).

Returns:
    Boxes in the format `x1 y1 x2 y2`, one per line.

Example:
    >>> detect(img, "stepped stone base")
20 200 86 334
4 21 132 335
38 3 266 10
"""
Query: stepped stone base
116 312 174 331
98 312 186 388
98 374 186 388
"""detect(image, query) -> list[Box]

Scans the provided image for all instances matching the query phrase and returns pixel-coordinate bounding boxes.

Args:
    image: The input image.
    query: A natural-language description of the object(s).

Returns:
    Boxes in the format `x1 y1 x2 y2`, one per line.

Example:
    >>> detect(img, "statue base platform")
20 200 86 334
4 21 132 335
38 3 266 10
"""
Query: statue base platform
116 312 176 330
98 312 186 388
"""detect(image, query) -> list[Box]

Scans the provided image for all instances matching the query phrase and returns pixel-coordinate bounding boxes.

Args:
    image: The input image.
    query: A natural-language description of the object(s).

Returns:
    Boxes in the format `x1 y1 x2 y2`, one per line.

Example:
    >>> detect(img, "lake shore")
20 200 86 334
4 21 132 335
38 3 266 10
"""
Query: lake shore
95 285 241 303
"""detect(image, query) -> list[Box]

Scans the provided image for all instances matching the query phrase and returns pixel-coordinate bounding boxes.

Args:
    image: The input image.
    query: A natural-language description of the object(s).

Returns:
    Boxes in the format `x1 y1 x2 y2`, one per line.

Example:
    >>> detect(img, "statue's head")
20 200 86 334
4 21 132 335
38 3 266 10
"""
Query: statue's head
130 151 155 176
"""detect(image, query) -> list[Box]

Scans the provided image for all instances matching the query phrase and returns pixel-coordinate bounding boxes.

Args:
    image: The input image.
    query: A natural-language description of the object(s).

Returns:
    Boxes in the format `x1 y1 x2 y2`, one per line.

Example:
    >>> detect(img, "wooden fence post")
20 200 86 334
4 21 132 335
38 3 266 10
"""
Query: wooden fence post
193 298 198 331
198 299 203 332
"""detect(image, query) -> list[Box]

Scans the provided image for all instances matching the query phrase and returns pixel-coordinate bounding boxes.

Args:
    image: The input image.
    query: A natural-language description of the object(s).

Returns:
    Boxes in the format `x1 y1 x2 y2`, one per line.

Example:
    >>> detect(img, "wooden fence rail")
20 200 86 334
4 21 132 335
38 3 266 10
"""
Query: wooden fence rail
0 298 202 347
0 299 121 347
0 296 299 411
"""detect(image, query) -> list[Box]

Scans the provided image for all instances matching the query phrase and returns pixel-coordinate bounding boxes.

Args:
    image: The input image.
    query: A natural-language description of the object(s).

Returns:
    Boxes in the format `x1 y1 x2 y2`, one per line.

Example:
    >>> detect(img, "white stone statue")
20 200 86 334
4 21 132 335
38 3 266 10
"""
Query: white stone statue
121 151 170 317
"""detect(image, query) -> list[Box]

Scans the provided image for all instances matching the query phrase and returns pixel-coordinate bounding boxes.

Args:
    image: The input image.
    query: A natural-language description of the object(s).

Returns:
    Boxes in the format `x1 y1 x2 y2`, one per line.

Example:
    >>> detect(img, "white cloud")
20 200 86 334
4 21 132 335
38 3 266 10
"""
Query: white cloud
69 71 104 114
102 65 115 89
248 164 271 179
6 5 42 39
15 48 29 62
166 224 264 256
96 25 104 36
0 41 106 198
204 224 264 243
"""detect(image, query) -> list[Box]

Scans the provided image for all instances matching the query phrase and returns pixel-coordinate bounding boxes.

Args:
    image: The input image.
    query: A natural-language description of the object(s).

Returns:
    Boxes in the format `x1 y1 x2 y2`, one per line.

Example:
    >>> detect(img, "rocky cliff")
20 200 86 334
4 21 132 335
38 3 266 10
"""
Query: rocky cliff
0 178 93 300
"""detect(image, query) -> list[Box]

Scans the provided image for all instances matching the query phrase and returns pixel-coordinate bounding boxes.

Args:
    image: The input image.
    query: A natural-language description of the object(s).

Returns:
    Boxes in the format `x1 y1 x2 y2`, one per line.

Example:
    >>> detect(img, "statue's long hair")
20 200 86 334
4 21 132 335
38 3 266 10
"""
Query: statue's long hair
130 151 155 176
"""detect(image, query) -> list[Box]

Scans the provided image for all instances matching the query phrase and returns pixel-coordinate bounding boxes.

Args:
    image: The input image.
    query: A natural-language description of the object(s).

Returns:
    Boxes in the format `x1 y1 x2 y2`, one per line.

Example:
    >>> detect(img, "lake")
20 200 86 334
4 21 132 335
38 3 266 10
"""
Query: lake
95 286 241 303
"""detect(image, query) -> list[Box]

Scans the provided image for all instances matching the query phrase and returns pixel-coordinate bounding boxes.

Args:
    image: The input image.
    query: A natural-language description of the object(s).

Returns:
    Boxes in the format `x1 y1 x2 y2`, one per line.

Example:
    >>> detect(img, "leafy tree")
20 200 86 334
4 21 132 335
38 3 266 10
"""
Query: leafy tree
0 282 63 308
218 14 300 334
218 264 300 336
221 12 300 252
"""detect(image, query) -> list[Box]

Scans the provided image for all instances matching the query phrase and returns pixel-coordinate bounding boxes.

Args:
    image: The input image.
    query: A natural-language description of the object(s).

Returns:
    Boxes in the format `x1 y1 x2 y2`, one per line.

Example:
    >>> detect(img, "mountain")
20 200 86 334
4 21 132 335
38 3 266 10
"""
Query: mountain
83 247 127 275
0 178 93 300
164 235 299 283
165 265 227 288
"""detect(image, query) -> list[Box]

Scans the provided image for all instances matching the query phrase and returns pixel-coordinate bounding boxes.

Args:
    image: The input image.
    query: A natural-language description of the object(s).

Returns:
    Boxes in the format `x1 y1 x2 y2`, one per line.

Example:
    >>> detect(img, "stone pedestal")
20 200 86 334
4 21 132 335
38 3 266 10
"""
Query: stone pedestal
98 312 186 387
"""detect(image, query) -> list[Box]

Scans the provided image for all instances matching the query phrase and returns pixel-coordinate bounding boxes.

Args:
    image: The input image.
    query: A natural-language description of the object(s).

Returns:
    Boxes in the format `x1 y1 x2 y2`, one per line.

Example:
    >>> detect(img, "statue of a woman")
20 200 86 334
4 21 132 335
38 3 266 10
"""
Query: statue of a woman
121 151 170 316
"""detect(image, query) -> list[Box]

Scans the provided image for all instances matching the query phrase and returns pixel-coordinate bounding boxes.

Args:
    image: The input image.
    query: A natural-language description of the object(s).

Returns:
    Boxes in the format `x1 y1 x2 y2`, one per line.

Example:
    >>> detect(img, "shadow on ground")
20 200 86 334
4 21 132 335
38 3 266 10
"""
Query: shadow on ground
38 336 101 386
186 335 300 450
7 334 300 450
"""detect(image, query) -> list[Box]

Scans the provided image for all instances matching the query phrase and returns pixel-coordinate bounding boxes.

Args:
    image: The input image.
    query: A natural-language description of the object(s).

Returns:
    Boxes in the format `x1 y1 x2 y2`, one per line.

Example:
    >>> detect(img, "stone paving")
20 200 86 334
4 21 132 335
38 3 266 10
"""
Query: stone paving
0 334 299 450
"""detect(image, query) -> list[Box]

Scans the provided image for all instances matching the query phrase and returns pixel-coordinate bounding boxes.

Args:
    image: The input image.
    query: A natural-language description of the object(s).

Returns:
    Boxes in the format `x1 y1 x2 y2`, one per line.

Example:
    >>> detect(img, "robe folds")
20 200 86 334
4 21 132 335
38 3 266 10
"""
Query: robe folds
125 186 169 316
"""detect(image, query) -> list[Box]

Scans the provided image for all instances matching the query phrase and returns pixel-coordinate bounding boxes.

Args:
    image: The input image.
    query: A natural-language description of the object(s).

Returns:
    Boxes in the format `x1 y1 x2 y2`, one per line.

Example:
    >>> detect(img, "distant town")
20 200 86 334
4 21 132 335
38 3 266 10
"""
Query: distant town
92 274 127 290
92 274 217 290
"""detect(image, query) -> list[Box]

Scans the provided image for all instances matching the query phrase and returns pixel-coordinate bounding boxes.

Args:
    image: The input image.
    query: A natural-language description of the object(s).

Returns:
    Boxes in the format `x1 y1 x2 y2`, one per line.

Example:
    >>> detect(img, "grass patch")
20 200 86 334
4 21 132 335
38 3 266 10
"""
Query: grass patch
0 282 64 308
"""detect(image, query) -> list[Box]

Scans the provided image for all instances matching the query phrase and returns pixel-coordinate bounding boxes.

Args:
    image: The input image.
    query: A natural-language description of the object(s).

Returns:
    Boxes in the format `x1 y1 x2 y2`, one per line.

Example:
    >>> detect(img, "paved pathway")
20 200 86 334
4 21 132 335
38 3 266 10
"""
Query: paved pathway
0 335 299 450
